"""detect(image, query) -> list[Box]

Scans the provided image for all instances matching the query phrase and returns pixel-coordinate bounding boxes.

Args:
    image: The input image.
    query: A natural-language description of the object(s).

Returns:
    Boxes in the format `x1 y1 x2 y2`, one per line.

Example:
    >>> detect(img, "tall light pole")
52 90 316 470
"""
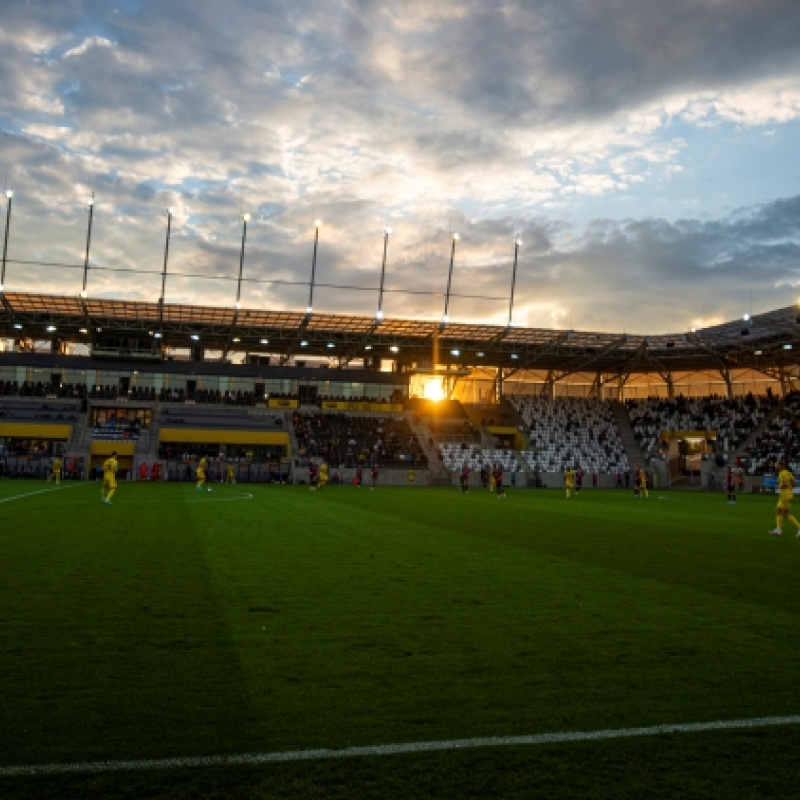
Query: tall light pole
81 194 95 296
160 206 174 305
1 189 13 289
235 213 250 307
307 219 321 314
508 234 521 328
376 226 391 320
442 232 459 324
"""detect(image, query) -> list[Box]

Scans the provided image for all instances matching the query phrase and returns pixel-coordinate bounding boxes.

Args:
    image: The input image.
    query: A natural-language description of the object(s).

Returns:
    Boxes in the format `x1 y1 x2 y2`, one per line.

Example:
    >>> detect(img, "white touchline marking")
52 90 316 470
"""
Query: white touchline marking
0 483 91 504
2 714 799 777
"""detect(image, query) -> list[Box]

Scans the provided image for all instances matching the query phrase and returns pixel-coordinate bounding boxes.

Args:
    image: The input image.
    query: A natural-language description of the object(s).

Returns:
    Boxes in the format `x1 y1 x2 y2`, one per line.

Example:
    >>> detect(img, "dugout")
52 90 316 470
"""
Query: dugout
89 440 135 477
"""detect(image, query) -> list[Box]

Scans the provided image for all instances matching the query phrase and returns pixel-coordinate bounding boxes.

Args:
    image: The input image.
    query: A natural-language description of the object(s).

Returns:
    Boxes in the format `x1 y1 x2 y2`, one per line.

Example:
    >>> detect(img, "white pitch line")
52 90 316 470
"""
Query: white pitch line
0 483 90 504
2 714 799 778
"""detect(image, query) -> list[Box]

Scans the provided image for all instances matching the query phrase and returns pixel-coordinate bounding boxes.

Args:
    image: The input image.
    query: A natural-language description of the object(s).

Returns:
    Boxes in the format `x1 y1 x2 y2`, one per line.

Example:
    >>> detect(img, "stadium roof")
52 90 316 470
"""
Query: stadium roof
1 291 799 379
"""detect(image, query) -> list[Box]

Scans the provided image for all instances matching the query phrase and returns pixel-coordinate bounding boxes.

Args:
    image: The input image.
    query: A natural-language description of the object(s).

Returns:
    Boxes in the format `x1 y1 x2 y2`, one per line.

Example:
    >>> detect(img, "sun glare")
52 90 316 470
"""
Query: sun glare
423 378 444 402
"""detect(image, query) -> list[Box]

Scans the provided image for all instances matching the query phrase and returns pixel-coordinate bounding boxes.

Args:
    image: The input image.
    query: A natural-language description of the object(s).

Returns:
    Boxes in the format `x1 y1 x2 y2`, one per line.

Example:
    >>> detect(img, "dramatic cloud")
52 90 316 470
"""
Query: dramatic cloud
1 0 799 333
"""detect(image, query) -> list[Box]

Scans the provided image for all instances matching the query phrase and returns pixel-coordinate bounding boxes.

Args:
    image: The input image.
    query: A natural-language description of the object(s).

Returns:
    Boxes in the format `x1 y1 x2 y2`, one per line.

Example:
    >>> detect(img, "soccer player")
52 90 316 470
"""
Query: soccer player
460 461 470 494
370 462 379 491
565 466 575 498
633 466 641 499
319 460 329 489
726 467 736 505
226 463 236 484
309 459 319 491
639 468 649 499
494 464 506 498
195 455 208 491
101 450 118 504
407 468 416 485
769 458 800 536
49 455 62 485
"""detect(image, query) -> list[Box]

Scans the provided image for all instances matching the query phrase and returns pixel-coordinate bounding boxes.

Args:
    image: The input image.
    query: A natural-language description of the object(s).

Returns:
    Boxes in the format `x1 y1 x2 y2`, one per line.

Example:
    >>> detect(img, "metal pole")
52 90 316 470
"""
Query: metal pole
508 235 520 328
160 207 173 304
443 233 458 322
236 214 249 305
1 190 13 287
307 221 320 312
81 194 95 294
377 226 390 318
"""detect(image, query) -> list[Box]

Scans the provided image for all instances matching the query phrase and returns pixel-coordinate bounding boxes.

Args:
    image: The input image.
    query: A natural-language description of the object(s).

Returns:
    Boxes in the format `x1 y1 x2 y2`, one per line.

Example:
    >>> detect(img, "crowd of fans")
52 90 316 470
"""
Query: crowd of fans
293 411 427 468
626 394 778 459
737 393 800 475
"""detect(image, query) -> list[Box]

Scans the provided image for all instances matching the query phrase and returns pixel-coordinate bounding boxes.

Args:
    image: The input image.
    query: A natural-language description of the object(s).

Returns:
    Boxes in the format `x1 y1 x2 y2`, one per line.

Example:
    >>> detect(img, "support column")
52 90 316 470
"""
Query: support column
617 376 625 402
665 371 675 399
778 366 789 398
592 372 603 400
720 368 733 399
496 368 503 403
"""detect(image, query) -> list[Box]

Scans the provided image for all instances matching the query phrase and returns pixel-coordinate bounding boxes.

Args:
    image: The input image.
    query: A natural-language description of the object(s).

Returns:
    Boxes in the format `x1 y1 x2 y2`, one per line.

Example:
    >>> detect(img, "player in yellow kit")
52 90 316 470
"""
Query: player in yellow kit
101 451 118 504
639 468 649 499
226 463 236 484
769 459 800 536
319 461 329 489
49 456 63 484
195 455 208 491
564 466 575 498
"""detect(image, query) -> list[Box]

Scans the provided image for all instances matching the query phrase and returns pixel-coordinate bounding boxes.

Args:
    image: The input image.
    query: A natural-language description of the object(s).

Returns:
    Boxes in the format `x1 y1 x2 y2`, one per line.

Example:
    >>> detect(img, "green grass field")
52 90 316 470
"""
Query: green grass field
1 480 799 799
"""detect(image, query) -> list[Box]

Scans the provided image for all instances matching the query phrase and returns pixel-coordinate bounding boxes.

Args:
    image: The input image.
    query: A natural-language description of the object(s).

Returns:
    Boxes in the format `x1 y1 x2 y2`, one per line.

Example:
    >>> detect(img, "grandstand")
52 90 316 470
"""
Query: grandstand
0 290 799 490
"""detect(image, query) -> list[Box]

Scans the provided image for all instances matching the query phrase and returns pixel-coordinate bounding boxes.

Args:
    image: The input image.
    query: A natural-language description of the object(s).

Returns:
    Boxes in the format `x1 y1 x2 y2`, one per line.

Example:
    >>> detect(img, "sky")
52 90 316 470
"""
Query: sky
1 0 799 334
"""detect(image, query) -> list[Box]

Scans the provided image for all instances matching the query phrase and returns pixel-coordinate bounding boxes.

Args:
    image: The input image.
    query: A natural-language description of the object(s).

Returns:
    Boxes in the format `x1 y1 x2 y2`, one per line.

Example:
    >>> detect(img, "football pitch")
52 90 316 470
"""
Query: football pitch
1 480 799 799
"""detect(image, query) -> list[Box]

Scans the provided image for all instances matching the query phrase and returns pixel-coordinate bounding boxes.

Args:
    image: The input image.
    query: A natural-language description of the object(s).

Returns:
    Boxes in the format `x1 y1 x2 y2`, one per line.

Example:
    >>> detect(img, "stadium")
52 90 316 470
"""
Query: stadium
3 3 800 799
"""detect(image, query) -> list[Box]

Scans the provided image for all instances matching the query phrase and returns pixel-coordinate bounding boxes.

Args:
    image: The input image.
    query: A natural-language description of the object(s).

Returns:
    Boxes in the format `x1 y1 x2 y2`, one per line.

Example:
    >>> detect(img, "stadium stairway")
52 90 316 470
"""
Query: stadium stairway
610 400 646 469
405 414 451 485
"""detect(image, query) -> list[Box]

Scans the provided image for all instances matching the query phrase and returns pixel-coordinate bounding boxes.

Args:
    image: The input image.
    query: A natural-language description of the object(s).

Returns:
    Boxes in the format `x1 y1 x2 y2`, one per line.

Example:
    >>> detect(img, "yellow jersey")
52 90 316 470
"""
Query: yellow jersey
52 458 62 473
778 468 795 503
103 457 118 481
565 469 575 486
197 457 208 475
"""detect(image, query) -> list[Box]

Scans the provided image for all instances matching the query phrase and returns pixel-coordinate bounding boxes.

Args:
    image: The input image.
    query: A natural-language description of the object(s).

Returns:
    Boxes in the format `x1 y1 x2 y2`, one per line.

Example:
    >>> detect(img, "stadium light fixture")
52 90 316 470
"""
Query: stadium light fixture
743 313 750 322
377 226 391 320
327 342 335 349
784 344 792 350
81 193 95 293
234 301 242 309
306 306 313 314
390 345 399 353
153 332 163 338
451 349 460 356
232 337 241 343
754 350 762 355
443 233 458 323
1 188 13 287
13 322 22 330
79 327 88 334
79 290 87 299
477 351 484 357
46 325 56 332
508 233 522 327
190 334 199 341
364 345 372 350
511 353 519 360
300 340 308 347
308 220 321 313
236 213 250 307
260 338 269 344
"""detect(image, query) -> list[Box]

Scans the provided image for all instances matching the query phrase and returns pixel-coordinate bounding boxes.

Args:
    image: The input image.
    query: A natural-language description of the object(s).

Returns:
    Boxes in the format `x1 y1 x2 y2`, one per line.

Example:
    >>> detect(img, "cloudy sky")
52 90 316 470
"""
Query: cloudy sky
1 0 799 333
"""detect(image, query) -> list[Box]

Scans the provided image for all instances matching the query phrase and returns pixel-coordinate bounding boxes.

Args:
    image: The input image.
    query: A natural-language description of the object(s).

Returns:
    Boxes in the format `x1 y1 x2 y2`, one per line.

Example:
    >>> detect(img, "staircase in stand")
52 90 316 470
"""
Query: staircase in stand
610 400 646 469
405 414 451 485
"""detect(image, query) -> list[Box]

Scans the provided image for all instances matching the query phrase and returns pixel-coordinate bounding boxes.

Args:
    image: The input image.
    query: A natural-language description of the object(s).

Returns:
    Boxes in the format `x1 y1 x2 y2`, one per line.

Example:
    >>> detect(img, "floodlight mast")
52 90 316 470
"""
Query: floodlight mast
442 232 459 324
1 189 13 288
236 213 250 306
377 226 391 319
307 219 321 313
159 206 174 324
81 194 95 294
508 235 521 328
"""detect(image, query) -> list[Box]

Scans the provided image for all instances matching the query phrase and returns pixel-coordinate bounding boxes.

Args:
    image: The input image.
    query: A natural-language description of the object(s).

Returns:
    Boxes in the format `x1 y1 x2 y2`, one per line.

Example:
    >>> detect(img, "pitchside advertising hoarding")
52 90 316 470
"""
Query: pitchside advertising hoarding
761 473 800 494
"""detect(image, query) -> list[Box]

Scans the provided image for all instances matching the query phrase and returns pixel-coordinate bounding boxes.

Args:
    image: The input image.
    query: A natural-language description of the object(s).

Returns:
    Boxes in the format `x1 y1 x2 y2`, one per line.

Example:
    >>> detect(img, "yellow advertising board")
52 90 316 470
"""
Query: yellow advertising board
268 398 299 409
159 427 291 448
90 441 136 456
0 423 72 440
